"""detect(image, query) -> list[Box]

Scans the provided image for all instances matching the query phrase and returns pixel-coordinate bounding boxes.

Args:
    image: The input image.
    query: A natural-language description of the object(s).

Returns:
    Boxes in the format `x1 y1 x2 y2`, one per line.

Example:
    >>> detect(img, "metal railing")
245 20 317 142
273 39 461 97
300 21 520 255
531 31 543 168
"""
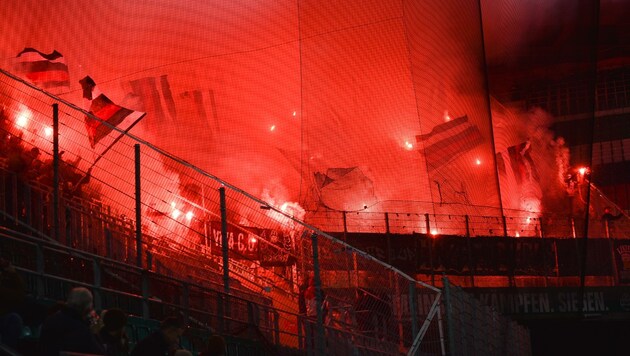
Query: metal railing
304 206 630 238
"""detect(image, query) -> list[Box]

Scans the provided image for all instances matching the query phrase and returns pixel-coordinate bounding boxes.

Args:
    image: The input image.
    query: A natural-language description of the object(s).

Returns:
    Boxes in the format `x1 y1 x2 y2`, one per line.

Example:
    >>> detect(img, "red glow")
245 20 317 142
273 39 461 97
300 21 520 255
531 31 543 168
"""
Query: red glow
475 158 481 165
15 107 31 128
270 124 276 131
578 167 588 175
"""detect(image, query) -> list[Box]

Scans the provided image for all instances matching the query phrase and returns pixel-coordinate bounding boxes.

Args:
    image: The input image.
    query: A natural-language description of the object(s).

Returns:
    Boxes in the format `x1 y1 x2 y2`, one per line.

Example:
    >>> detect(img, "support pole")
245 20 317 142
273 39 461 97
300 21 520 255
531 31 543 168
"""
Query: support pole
311 233 325 356
425 213 435 285
220 187 229 294
134 144 143 268
465 215 475 287
52 104 60 242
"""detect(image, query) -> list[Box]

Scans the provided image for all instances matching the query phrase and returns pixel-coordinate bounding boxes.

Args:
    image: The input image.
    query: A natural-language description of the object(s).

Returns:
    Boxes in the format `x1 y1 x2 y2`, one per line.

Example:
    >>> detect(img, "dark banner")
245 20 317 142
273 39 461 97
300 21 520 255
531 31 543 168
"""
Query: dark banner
257 228 295 267
208 221 260 260
208 222 296 265
614 240 630 284
468 286 630 317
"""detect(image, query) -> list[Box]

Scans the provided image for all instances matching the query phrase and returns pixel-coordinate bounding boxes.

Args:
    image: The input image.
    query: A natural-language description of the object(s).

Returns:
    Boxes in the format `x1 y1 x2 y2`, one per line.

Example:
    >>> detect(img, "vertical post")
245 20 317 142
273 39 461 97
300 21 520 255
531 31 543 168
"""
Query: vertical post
502 215 508 237
219 187 229 294
182 282 190 324
465 215 475 287
93 259 102 311
443 276 456 356
311 233 325 356
409 281 418 339
425 213 435 285
476 0 505 218
134 144 143 268
35 242 45 296
436 303 447 356
571 216 577 238
344 211 359 289
385 212 392 264
52 104 60 242
141 270 150 319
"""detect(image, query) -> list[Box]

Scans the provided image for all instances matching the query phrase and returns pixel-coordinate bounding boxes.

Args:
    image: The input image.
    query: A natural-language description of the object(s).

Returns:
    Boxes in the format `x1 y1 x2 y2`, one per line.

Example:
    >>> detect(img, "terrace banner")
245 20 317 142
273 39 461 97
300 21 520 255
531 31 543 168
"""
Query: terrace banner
614 240 630 284
208 221 259 260
207 221 296 265
468 286 630 317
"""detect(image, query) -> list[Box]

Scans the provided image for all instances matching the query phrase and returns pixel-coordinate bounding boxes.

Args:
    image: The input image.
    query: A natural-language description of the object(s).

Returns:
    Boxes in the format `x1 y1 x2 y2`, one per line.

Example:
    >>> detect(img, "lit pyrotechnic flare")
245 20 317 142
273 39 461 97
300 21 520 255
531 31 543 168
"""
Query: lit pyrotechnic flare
15 106 31 128
576 166 590 183
404 141 413 150
270 124 276 132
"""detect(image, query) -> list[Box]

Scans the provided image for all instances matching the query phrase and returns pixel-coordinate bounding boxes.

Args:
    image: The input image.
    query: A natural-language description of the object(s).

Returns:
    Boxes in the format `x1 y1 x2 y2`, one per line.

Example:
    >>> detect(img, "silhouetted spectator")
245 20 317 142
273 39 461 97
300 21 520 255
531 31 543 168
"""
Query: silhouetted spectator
0 258 26 349
130 316 186 356
603 207 623 237
39 287 105 356
199 335 226 356
99 308 129 356
5 135 26 177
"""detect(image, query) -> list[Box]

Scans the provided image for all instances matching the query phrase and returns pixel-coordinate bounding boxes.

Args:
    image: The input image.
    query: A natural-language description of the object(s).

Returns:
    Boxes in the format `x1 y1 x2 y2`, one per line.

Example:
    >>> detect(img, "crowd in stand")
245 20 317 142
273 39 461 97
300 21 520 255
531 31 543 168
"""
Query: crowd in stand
0 108 92 199
0 259 226 356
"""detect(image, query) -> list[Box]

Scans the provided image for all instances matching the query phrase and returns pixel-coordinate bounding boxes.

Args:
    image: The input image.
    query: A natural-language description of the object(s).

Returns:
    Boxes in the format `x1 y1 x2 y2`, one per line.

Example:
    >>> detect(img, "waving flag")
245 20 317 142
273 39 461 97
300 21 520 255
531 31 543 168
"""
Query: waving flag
416 115 483 170
80 76 145 149
16 48 70 88
497 141 539 185
129 75 177 125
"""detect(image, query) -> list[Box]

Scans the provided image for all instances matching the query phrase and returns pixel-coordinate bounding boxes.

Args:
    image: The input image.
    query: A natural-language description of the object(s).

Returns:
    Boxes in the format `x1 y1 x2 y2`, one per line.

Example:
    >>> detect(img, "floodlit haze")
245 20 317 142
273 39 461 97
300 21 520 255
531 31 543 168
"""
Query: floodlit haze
0 0 614 217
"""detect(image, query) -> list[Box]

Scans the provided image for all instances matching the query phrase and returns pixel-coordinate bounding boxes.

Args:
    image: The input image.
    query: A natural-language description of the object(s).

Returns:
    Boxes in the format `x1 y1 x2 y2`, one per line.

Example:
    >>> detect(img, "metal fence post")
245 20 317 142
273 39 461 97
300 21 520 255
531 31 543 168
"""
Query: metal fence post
141 270 150 319
409 281 418 339
182 282 190 324
385 212 392 264
219 187 229 295
465 215 475 287
35 242 45 296
425 213 435 285
93 258 102 311
52 103 60 242
311 233 325 356
443 276 455 356
134 144 143 268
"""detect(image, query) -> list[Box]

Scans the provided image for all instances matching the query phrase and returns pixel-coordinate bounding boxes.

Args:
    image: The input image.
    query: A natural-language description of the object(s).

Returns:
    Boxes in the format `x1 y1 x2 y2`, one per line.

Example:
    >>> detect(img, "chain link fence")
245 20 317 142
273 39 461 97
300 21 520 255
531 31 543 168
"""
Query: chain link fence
0 68 455 355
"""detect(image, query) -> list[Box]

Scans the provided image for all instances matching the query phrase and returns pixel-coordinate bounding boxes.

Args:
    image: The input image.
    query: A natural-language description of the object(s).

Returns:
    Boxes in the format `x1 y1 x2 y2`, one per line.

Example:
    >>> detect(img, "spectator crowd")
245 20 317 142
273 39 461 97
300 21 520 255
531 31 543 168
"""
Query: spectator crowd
0 263 226 356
